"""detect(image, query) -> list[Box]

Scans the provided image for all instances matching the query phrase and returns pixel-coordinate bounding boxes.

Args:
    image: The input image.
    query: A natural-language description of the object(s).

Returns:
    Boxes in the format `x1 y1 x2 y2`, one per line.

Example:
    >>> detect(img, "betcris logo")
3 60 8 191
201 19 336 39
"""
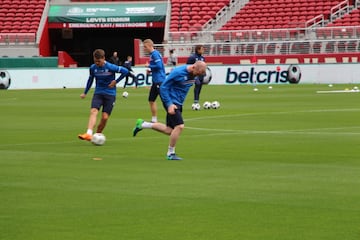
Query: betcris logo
121 72 153 87
226 66 288 84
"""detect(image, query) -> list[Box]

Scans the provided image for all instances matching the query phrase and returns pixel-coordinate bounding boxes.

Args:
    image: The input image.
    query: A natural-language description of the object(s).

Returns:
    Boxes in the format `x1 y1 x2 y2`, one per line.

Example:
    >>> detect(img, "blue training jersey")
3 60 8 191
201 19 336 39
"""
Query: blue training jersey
160 65 195 108
148 49 166 84
84 61 129 96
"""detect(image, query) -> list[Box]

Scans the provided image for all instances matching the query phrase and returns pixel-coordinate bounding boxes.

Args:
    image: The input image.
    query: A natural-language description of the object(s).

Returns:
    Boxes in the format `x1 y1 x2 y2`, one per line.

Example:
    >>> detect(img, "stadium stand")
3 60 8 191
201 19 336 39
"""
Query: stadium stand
220 0 347 31
169 0 230 32
0 0 46 33
71 0 159 1
140 0 360 65
1 0 359 65
0 0 46 46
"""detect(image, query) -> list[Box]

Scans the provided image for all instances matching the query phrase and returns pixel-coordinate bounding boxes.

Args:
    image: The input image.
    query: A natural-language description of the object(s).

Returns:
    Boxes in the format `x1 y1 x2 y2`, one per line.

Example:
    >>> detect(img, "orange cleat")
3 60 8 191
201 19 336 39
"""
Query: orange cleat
78 133 92 141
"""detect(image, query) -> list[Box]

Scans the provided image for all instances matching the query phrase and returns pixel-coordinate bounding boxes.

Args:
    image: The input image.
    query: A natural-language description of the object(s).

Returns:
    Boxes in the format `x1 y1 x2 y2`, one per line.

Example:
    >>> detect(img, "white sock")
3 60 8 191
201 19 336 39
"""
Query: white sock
151 116 157 123
142 121 153 129
167 146 175 156
86 129 93 135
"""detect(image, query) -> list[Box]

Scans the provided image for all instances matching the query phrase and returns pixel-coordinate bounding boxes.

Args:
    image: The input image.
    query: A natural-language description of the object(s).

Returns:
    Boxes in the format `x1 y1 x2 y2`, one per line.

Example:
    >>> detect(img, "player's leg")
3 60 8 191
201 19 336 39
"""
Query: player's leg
193 78 203 104
96 112 109 133
96 95 115 133
78 94 102 141
87 108 99 131
165 105 184 160
123 76 129 88
133 100 169 137
149 101 157 122
148 84 160 122
132 119 172 137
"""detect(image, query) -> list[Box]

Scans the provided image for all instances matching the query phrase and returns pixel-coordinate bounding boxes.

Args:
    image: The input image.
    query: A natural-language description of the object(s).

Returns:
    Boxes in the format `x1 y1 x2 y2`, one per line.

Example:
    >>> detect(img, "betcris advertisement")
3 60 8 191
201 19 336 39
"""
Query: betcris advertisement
208 64 360 85
224 65 289 84
4 64 360 89
130 65 295 86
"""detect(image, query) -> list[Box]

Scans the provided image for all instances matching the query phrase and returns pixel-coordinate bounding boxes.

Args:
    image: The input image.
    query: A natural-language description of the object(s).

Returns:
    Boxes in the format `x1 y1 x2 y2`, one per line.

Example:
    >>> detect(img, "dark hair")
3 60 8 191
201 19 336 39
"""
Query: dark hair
195 45 204 53
93 49 105 59
169 49 174 54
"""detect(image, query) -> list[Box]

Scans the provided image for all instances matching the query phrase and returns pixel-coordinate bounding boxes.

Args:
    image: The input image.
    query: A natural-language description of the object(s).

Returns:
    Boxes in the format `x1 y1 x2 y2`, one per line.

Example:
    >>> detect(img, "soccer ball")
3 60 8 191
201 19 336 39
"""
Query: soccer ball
191 103 201 110
202 66 212 84
0 70 11 89
122 91 129 98
211 101 220 109
287 64 302 84
91 133 106 146
203 101 211 109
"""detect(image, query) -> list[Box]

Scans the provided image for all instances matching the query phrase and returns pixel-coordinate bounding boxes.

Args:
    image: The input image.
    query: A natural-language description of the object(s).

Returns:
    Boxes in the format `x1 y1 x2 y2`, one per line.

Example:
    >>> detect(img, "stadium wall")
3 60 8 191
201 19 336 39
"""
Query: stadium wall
2 63 360 90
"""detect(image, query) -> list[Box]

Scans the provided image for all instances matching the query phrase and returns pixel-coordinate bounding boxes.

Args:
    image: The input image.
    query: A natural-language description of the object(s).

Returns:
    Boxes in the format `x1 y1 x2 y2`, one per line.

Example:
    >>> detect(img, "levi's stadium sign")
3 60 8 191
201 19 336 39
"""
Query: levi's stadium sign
48 3 167 28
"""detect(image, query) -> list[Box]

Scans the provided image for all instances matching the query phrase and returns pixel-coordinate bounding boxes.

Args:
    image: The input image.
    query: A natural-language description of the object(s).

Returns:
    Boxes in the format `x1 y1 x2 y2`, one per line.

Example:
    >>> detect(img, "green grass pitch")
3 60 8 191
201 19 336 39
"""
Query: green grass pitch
1 84 360 240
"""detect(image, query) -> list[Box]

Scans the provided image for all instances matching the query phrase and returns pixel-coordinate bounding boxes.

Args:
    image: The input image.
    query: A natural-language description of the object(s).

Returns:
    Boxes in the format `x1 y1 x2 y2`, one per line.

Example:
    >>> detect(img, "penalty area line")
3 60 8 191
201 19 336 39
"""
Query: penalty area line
186 126 360 136
316 90 360 94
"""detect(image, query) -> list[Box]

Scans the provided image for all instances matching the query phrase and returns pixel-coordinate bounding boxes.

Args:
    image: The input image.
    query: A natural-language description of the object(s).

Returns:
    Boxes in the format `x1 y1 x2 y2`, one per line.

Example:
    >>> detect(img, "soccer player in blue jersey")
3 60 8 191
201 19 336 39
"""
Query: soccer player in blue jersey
132 61 207 160
186 45 206 105
78 49 131 141
143 39 166 123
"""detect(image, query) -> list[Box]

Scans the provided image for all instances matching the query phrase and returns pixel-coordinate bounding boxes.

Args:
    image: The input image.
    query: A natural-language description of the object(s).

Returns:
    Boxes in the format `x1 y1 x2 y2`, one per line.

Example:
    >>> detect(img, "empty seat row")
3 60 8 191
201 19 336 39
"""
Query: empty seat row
169 0 229 32
0 0 45 35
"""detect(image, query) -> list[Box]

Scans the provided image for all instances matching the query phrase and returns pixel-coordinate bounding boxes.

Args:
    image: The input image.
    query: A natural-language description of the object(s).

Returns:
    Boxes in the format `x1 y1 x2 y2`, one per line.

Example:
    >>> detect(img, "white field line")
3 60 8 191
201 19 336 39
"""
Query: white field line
185 126 360 136
185 108 360 122
1 108 360 148
316 90 360 94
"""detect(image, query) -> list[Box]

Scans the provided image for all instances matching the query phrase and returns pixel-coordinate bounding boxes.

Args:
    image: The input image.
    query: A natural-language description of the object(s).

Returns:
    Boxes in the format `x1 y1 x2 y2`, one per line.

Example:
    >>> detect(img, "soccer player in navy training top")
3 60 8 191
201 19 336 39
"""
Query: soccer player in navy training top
143 39 166 123
186 45 206 105
132 61 207 160
78 49 131 141
122 55 138 88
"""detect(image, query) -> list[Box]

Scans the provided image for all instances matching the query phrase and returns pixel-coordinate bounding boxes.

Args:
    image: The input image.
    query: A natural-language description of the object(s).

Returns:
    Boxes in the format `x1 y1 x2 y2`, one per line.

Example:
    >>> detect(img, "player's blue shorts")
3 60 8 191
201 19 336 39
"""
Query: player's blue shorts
166 104 184 129
91 94 116 115
148 83 161 102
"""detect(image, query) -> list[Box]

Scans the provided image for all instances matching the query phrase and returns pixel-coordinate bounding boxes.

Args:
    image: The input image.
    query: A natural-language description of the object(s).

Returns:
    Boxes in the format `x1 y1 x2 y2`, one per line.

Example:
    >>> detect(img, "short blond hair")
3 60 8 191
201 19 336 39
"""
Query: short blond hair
143 39 154 46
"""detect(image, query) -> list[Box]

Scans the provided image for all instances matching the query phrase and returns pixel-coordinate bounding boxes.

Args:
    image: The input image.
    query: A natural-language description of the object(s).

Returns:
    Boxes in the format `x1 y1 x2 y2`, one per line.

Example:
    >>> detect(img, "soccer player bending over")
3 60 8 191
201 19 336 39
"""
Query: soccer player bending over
78 49 133 141
132 61 207 160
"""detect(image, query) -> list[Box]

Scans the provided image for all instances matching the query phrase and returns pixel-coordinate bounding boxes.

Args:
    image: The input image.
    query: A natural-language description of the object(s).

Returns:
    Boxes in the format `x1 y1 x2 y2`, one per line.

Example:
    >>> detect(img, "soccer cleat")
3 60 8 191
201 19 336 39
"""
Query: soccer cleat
133 118 144 137
167 153 183 160
78 133 92 141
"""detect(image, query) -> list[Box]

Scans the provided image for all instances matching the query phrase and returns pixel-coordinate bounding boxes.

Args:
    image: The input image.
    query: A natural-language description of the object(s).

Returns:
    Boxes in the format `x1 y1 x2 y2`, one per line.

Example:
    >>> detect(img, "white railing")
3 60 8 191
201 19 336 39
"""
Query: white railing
330 0 351 22
0 33 37 46
168 26 360 44
305 15 325 29
203 0 249 32
163 0 172 42
139 38 360 59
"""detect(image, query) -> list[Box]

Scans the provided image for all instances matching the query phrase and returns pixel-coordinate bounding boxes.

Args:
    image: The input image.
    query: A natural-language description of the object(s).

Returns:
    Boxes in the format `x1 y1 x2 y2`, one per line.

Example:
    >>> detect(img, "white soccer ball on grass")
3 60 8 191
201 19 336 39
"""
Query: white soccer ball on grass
91 133 106 146
211 101 220 109
191 103 201 110
203 101 212 109
122 91 129 98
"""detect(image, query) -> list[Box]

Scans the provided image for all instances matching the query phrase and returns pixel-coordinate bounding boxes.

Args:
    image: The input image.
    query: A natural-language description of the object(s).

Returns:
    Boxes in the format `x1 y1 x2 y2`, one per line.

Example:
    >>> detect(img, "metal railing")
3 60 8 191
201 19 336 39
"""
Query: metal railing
139 38 360 58
0 33 37 46
168 26 360 44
